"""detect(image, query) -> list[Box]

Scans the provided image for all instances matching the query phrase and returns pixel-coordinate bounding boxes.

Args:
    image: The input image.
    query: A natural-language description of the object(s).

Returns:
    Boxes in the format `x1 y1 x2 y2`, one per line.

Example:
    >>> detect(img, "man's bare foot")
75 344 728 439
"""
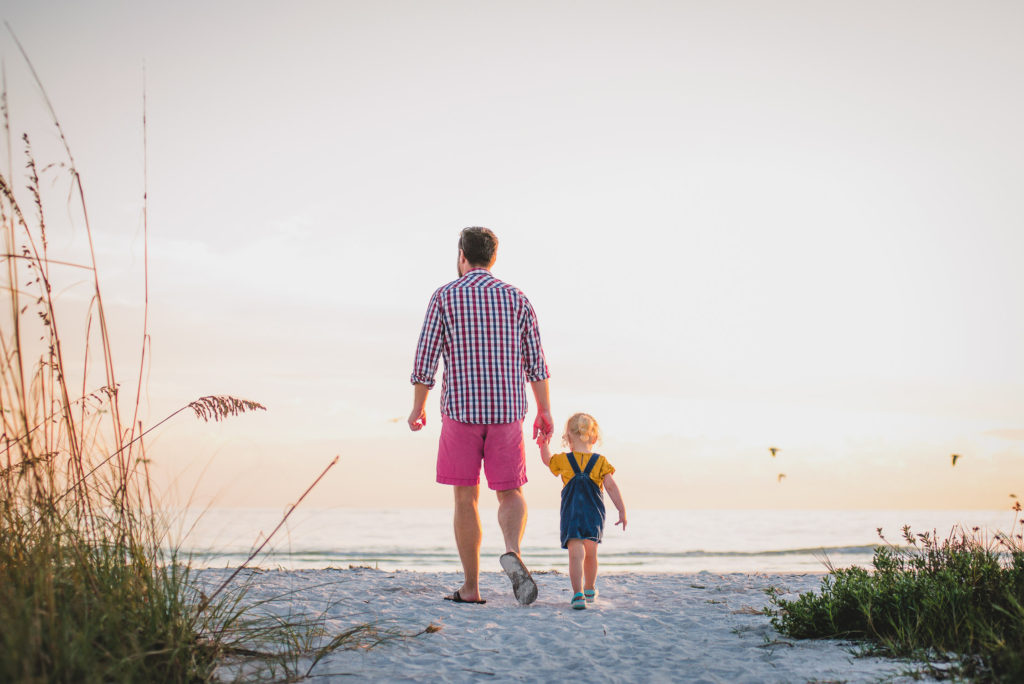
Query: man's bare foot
454 585 482 603
443 588 485 604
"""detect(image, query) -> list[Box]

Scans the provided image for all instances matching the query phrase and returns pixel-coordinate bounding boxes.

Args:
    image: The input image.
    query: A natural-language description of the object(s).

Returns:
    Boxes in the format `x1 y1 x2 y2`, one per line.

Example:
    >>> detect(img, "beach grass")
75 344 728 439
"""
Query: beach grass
0 42 376 680
0 135 221 678
766 512 1024 682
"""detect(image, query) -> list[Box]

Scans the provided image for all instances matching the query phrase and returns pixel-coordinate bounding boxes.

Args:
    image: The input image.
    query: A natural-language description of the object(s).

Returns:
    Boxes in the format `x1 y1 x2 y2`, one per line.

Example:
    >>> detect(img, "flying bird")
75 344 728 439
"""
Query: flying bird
951 454 961 466
777 473 786 483
769 447 779 458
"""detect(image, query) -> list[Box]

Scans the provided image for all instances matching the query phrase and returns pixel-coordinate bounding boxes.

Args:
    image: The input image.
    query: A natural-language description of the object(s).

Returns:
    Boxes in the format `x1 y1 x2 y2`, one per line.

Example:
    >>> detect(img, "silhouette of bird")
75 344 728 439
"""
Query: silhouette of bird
1011 493 1018 499
951 454 961 466
769 447 779 458
777 473 786 483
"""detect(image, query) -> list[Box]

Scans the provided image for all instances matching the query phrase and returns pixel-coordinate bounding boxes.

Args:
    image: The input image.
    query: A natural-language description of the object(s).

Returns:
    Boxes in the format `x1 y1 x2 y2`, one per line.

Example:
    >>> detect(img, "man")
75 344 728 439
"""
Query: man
409 227 552 605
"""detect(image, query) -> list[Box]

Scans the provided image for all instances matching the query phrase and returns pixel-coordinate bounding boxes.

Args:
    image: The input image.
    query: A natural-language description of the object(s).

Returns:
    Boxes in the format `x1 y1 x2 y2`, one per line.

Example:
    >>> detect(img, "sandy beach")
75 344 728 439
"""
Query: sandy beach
197 567 936 683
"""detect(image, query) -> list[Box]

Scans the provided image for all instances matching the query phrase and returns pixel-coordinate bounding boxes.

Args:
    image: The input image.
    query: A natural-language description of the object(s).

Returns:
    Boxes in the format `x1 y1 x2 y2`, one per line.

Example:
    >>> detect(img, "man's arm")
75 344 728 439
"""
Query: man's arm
409 383 429 431
409 291 442 432
520 295 552 440
530 378 552 440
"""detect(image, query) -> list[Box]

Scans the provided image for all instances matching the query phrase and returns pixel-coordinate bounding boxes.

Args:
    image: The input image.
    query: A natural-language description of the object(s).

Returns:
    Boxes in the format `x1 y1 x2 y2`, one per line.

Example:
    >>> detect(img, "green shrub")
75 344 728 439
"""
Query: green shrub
768 520 1024 682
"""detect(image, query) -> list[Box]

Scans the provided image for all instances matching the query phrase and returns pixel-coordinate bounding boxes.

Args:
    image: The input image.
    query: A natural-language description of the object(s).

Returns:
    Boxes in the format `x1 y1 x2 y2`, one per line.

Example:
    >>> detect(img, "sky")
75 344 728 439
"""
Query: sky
2 0 1022 511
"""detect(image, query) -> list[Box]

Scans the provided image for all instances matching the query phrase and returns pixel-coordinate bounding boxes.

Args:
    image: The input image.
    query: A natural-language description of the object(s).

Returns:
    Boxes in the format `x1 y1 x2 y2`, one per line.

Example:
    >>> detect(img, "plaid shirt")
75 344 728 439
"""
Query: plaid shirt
411 269 549 424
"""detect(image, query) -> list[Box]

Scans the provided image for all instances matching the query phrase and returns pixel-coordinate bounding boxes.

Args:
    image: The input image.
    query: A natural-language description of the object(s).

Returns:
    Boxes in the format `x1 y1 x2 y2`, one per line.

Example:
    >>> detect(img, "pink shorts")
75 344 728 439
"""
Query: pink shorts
437 415 527 490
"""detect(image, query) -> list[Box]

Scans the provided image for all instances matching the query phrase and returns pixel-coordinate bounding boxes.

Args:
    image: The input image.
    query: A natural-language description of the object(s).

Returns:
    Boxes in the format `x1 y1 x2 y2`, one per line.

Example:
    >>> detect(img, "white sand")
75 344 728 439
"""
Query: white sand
196 566 936 683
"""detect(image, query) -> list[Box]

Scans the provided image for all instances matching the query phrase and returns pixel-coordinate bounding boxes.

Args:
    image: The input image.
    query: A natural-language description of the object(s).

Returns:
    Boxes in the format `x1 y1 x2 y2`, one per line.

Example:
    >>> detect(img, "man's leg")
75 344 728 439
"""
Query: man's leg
453 485 482 601
488 424 537 604
495 487 527 555
496 488 538 605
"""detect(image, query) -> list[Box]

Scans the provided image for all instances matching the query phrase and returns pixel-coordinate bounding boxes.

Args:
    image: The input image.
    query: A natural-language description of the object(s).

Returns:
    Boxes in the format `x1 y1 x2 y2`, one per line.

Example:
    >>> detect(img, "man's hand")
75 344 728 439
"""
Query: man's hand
532 409 553 441
528 379 552 440
408 407 426 431
409 383 430 432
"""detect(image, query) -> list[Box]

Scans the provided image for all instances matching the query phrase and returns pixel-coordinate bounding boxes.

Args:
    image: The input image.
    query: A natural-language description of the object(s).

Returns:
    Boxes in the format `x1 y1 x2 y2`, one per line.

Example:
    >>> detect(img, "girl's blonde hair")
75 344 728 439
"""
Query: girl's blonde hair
562 412 601 449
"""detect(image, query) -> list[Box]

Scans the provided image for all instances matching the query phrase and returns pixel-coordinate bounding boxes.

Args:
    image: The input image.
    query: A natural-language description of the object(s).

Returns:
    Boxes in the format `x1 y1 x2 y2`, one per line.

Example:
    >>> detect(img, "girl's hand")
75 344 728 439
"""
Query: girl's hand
603 475 626 530
537 436 552 466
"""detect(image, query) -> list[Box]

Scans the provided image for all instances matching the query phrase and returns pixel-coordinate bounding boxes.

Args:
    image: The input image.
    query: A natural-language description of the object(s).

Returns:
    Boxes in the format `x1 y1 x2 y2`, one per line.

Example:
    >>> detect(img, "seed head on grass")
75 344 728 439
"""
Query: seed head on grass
188 395 267 422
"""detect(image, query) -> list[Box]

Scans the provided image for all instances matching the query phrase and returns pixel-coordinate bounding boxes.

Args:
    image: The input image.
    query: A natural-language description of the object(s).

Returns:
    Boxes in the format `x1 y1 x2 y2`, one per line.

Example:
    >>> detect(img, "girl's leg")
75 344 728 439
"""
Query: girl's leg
567 539 585 594
583 539 599 591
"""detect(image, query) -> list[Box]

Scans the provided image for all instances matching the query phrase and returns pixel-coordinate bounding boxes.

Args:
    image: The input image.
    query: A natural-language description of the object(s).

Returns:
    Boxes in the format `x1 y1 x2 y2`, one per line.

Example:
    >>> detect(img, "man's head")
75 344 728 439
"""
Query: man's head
457 227 498 275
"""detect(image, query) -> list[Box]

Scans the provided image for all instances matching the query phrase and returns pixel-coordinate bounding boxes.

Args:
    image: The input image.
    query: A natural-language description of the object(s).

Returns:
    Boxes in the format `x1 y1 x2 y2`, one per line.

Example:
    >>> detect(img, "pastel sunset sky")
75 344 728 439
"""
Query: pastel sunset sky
3 1 1022 511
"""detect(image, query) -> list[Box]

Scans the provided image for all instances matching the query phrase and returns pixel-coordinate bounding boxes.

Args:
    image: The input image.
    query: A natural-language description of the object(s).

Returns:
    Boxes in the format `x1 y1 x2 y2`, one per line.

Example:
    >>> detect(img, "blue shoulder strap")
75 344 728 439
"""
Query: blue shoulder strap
583 453 600 476
565 453 583 476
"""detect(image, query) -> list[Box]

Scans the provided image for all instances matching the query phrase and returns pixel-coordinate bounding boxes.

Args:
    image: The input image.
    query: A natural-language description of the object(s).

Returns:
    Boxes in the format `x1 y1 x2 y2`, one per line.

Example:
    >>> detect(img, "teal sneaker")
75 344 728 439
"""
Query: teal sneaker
583 588 597 603
571 592 586 610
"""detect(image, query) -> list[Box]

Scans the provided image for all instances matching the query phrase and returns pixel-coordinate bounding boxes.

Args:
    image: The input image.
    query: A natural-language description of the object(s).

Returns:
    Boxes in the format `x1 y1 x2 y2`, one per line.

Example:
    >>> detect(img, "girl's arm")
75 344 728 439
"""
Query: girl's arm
537 435 553 467
603 474 627 530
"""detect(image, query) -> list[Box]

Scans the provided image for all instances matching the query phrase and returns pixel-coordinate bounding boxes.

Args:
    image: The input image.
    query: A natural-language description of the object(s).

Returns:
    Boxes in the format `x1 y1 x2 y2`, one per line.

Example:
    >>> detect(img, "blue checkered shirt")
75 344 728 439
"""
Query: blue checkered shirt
411 269 549 424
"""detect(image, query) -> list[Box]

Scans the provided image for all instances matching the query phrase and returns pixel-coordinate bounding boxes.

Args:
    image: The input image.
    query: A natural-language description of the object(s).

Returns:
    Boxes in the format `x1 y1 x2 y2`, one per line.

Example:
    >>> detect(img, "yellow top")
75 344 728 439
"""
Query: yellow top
548 452 615 489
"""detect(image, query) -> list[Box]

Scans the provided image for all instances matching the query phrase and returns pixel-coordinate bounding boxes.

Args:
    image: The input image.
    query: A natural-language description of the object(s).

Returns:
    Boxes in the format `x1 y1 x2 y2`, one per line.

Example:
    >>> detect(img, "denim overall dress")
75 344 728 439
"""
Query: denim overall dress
559 453 606 549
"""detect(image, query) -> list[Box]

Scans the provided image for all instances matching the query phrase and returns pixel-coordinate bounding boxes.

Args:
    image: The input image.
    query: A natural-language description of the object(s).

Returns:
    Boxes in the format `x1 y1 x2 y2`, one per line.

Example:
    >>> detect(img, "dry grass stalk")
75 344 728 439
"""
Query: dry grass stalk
0 28 363 681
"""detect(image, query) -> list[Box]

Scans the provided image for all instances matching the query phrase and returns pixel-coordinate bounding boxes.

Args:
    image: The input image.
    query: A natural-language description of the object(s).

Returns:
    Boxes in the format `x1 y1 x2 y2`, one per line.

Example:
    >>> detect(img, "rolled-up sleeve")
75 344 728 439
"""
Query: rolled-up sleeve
410 291 443 388
519 296 549 382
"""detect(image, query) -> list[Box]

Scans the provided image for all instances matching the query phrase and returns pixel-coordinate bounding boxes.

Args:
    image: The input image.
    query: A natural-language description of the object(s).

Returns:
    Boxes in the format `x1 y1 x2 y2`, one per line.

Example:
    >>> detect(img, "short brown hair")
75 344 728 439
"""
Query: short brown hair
458 227 498 267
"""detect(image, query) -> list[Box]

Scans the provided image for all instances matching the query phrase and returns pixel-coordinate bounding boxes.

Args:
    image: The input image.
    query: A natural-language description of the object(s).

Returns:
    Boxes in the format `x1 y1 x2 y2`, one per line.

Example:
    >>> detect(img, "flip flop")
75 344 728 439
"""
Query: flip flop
584 588 597 603
571 592 586 610
443 589 486 605
499 552 538 605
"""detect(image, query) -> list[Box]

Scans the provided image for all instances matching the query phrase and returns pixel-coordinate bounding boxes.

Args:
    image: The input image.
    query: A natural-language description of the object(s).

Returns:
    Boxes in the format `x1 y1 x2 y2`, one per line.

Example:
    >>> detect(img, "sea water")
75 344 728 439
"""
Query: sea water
170 508 1016 574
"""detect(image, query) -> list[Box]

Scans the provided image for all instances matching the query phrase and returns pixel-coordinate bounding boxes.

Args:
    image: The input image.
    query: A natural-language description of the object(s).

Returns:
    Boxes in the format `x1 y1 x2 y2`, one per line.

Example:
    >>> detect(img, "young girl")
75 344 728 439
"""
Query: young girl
538 412 626 610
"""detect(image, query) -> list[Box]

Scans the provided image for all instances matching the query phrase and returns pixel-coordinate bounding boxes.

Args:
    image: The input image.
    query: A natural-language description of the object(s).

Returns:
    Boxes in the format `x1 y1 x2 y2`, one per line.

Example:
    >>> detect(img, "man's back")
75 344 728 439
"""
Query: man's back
411 268 548 425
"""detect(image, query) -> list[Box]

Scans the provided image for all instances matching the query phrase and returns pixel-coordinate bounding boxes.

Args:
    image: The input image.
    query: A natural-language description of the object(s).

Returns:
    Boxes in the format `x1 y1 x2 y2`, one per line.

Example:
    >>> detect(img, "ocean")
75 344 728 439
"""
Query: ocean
171 508 1016 574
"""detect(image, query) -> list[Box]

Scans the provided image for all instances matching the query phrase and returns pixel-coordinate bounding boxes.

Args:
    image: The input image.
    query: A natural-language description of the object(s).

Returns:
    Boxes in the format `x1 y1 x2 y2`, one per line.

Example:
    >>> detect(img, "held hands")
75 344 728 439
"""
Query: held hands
532 409 553 441
536 428 552 466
